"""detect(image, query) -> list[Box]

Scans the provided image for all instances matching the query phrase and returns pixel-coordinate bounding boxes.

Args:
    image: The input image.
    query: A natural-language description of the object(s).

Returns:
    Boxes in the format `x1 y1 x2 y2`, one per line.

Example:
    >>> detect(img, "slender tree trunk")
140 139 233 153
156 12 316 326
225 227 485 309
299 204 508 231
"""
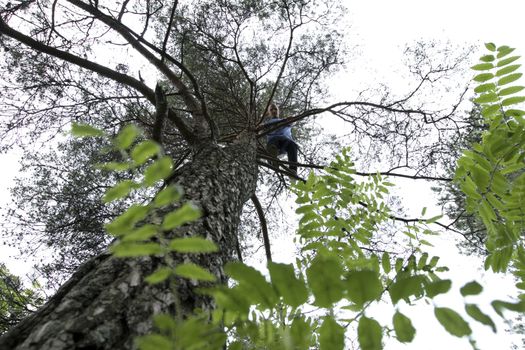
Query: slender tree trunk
0 139 258 350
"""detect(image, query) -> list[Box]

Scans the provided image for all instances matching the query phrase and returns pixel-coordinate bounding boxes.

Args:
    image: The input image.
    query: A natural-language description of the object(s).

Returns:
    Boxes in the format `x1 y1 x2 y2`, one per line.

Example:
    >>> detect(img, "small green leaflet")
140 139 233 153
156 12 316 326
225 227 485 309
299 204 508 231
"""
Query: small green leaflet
111 242 163 257
144 156 173 186
393 311 415 343
174 263 216 281
145 267 172 284
474 92 498 104
434 307 472 337
498 73 522 86
460 281 483 296
345 270 383 306
267 262 308 308
114 124 140 150
154 185 182 207
381 252 391 274
225 262 277 308
425 279 451 298
465 304 496 332
499 86 525 96
169 237 218 253
471 63 493 71
162 203 201 230
473 82 496 93
319 317 344 350
103 180 138 203
306 254 344 307
153 314 177 332
357 316 382 350
473 73 493 82
485 43 496 52
71 123 105 137
389 275 425 304
496 64 521 76
502 96 525 107
121 224 158 242
497 55 520 67
105 204 150 236
96 162 131 171
131 140 161 165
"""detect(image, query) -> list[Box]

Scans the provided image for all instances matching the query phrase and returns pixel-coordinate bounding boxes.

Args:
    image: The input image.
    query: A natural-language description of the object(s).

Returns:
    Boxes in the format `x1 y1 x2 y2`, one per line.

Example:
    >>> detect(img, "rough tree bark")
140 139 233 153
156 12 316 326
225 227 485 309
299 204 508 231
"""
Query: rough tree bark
0 139 258 350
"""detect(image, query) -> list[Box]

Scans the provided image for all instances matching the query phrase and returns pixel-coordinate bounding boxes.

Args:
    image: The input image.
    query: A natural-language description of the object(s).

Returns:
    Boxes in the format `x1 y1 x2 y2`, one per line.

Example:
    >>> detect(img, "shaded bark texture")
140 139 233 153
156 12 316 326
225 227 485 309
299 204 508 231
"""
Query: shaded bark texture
0 139 258 350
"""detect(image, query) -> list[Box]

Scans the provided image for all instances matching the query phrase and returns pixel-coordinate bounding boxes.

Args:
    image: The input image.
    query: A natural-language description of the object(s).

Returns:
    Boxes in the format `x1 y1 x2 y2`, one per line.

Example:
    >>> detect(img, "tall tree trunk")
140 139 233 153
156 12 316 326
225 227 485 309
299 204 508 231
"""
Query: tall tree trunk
0 139 258 350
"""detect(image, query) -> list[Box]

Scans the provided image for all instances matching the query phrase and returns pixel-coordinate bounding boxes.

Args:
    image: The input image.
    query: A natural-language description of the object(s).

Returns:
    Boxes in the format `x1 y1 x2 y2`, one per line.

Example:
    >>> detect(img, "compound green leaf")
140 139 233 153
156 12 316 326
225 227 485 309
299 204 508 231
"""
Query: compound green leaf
393 311 415 343
346 270 383 306
162 203 201 230
465 304 496 332
358 316 382 350
169 237 218 253
268 262 308 308
319 317 344 350
115 124 140 150
144 156 173 186
145 267 172 284
498 73 522 86
434 307 472 337
71 123 105 137
131 140 161 165
174 263 216 281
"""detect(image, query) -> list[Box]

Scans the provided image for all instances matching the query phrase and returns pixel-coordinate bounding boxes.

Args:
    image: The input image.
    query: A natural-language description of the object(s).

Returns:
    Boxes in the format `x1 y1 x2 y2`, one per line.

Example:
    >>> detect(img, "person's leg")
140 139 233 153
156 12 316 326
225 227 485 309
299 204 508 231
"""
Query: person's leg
285 140 298 174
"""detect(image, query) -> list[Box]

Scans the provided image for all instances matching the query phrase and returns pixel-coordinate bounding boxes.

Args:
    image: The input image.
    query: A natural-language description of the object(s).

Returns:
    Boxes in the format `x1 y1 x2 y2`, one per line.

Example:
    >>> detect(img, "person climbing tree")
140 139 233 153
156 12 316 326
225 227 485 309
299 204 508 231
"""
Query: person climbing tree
264 103 298 175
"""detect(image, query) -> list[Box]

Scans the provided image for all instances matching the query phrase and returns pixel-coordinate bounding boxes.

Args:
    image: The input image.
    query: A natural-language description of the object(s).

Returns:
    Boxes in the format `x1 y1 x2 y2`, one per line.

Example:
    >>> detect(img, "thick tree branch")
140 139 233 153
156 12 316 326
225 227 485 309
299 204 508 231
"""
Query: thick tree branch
251 194 272 263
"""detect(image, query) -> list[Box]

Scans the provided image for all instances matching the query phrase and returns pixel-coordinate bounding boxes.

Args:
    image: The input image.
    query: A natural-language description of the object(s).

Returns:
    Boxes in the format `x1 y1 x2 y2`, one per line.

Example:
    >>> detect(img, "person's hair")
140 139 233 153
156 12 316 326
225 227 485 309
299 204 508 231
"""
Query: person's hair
267 103 279 117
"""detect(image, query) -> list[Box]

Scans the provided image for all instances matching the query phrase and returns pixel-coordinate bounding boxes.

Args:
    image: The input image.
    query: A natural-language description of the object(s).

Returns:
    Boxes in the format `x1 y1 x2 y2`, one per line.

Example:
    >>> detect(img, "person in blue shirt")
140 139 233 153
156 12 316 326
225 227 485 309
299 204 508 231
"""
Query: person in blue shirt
264 103 298 174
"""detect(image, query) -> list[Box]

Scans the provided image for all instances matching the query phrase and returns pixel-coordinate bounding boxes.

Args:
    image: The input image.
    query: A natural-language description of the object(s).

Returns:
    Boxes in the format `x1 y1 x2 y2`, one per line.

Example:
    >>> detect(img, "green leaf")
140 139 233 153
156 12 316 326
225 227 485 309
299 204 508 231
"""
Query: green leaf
111 242 163 257
144 156 173 186
319 317 344 350
162 203 201 230
497 55 520 67
169 237 218 253
103 180 138 203
460 281 483 296
465 304 496 332
105 204 150 236
153 314 177 332
492 300 525 317
474 92 498 104
499 86 525 96
425 279 451 298
145 267 172 284
357 316 382 350
306 254 344 307
96 162 132 171
225 262 278 308
115 124 140 150
474 83 496 93
71 123 105 137
434 307 472 337
496 64 521 76
471 63 494 71
498 73 522 86
393 311 415 343
501 96 525 106
381 252 391 274
131 140 161 165
485 43 496 52
473 73 494 82
122 224 158 242
346 270 383 306
389 275 425 304
497 46 515 59
154 185 182 207
136 334 172 350
268 262 308 308
480 55 495 62
174 263 216 281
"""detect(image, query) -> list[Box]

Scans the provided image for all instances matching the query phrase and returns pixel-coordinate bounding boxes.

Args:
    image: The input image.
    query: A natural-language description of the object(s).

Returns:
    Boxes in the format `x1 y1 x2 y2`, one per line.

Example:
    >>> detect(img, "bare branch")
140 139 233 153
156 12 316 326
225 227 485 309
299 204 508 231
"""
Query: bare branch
251 194 272 263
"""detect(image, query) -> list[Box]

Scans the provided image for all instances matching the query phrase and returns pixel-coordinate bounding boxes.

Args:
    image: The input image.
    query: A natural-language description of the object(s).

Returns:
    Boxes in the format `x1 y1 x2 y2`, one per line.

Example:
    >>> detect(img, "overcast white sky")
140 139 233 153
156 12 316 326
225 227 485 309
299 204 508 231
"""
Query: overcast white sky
1 0 525 348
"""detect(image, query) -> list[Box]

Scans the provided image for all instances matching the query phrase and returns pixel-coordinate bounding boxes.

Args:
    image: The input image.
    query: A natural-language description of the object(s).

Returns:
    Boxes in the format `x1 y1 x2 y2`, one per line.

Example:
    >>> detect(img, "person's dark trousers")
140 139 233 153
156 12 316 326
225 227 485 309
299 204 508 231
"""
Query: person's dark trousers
268 137 298 174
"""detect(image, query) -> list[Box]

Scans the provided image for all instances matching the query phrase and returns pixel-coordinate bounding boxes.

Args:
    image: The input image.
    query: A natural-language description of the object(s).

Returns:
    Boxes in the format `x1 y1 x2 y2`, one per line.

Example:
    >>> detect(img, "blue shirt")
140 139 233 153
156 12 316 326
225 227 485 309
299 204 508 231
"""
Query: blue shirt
265 118 293 141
